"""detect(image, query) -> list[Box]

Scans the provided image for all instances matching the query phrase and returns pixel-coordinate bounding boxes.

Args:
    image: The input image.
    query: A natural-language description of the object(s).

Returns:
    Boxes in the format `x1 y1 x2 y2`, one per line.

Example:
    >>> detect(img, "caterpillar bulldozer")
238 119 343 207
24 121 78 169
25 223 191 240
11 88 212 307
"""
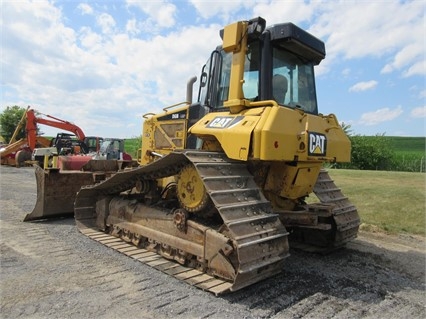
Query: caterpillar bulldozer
29 17 360 295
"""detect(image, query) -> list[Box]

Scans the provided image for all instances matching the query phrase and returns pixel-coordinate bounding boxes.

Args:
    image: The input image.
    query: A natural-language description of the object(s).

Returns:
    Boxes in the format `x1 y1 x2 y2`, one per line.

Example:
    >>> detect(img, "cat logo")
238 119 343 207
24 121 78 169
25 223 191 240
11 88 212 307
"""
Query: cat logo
207 116 244 129
308 132 327 156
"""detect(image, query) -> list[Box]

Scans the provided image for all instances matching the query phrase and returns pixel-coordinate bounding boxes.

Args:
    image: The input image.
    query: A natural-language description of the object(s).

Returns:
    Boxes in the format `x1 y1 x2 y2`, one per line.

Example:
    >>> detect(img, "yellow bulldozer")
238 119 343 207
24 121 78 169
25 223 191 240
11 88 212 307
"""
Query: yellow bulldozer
27 17 360 295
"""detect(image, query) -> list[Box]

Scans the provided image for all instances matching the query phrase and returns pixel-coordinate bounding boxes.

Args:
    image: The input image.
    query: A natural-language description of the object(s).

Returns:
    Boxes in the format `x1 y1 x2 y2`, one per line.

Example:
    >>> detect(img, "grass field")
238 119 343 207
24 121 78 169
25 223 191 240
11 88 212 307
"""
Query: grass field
323 169 425 236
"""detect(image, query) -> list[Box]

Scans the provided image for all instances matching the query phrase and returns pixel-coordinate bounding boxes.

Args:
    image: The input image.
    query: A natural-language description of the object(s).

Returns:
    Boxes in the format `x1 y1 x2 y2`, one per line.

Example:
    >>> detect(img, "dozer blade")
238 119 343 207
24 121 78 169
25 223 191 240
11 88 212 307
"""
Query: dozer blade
25 158 134 222
24 165 96 221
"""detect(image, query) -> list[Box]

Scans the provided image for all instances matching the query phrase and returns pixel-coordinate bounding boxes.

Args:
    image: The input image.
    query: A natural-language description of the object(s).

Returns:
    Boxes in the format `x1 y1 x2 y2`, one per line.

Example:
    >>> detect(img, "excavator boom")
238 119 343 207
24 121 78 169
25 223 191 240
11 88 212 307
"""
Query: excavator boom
25 109 86 150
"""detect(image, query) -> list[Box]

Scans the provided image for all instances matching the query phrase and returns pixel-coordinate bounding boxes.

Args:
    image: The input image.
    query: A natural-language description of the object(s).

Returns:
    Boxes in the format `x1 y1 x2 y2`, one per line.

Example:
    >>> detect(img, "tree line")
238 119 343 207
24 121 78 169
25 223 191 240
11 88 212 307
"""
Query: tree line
339 123 424 172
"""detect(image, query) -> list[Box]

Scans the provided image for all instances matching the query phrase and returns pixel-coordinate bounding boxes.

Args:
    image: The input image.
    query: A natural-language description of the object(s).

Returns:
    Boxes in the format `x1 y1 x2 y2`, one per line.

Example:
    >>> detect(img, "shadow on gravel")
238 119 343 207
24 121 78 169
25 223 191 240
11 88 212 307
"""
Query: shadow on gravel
221 247 424 316
24 216 75 226
21 215 425 317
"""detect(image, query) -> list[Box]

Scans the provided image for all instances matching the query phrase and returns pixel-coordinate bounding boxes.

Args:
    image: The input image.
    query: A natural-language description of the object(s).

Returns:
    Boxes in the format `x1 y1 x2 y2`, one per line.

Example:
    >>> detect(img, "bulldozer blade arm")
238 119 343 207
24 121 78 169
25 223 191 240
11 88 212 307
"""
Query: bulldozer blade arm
24 165 96 221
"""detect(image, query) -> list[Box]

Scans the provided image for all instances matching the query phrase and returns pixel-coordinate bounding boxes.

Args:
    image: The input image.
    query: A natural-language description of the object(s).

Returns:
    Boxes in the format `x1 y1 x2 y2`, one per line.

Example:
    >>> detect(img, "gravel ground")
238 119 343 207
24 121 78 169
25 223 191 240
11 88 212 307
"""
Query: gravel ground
1 165 425 319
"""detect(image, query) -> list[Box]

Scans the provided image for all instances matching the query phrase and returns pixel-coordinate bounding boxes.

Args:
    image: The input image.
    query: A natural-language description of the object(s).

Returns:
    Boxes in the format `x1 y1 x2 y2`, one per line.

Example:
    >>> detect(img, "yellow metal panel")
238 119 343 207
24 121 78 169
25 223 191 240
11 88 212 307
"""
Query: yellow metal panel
257 106 301 161
141 104 189 165
254 106 351 162
252 107 271 159
265 162 321 199
222 22 243 52
191 105 350 163
189 108 266 161
222 21 249 113
141 118 155 164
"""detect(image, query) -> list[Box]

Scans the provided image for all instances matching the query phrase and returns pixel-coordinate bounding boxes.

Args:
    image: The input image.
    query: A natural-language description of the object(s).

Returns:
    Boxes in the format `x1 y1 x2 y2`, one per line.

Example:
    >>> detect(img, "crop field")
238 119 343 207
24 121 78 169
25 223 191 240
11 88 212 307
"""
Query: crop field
389 136 425 154
388 136 425 172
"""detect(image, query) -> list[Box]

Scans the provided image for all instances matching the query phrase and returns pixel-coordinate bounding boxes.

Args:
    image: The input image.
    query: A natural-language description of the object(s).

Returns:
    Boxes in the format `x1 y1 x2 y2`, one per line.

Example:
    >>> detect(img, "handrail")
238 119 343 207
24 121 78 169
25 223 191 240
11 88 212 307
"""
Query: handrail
142 113 156 119
162 101 188 112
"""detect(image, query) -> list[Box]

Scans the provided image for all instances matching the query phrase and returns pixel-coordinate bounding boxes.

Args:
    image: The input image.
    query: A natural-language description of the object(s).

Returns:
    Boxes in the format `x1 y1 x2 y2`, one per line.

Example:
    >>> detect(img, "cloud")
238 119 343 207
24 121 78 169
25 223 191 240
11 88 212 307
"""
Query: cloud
1 1 424 138
125 19 140 35
96 13 116 34
410 106 426 118
1 1 220 137
77 3 94 15
252 1 316 26
381 43 424 75
341 68 351 77
309 1 425 78
79 27 103 49
126 0 177 29
359 106 403 126
189 1 315 26
349 81 378 92
403 60 425 78
189 0 252 21
187 1 424 80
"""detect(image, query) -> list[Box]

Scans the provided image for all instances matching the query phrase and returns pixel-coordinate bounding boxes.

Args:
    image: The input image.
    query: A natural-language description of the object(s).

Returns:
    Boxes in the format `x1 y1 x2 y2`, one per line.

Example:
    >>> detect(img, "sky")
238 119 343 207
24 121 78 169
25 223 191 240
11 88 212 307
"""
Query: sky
1 0 425 139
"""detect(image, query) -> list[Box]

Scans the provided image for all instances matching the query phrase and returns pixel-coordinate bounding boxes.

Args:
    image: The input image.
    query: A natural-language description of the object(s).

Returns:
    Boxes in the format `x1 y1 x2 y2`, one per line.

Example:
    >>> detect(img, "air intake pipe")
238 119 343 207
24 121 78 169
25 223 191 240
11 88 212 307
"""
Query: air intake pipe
186 76 197 104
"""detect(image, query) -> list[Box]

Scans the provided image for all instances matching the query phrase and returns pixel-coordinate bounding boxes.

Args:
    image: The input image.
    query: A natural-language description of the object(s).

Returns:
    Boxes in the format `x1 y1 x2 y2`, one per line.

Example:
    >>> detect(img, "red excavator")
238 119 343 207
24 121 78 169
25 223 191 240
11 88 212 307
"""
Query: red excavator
1 108 88 166
25 108 86 152
1 108 130 168
26 109 97 169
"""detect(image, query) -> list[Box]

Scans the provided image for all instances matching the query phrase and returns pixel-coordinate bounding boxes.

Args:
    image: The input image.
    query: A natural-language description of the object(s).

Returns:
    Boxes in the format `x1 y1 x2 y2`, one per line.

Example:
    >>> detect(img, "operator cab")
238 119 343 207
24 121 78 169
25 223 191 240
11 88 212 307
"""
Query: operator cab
197 19 325 115
51 133 89 155
99 139 124 160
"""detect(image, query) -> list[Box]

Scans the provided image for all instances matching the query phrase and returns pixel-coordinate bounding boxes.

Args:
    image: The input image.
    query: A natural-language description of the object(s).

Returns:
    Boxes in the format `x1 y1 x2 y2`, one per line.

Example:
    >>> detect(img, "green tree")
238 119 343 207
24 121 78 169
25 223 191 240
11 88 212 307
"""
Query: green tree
0 106 28 143
350 134 395 170
340 122 353 136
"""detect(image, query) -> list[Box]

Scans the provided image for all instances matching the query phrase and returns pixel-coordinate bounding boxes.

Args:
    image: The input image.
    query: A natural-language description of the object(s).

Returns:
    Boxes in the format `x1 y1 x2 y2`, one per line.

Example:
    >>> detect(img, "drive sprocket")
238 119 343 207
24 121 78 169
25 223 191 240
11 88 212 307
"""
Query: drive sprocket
177 164 211 213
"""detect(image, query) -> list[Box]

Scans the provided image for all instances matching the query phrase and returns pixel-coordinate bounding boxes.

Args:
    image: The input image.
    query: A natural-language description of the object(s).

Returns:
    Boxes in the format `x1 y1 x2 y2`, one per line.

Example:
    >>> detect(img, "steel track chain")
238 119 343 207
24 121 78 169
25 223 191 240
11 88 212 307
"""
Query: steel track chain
75 151 290 294
313 169 360 246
